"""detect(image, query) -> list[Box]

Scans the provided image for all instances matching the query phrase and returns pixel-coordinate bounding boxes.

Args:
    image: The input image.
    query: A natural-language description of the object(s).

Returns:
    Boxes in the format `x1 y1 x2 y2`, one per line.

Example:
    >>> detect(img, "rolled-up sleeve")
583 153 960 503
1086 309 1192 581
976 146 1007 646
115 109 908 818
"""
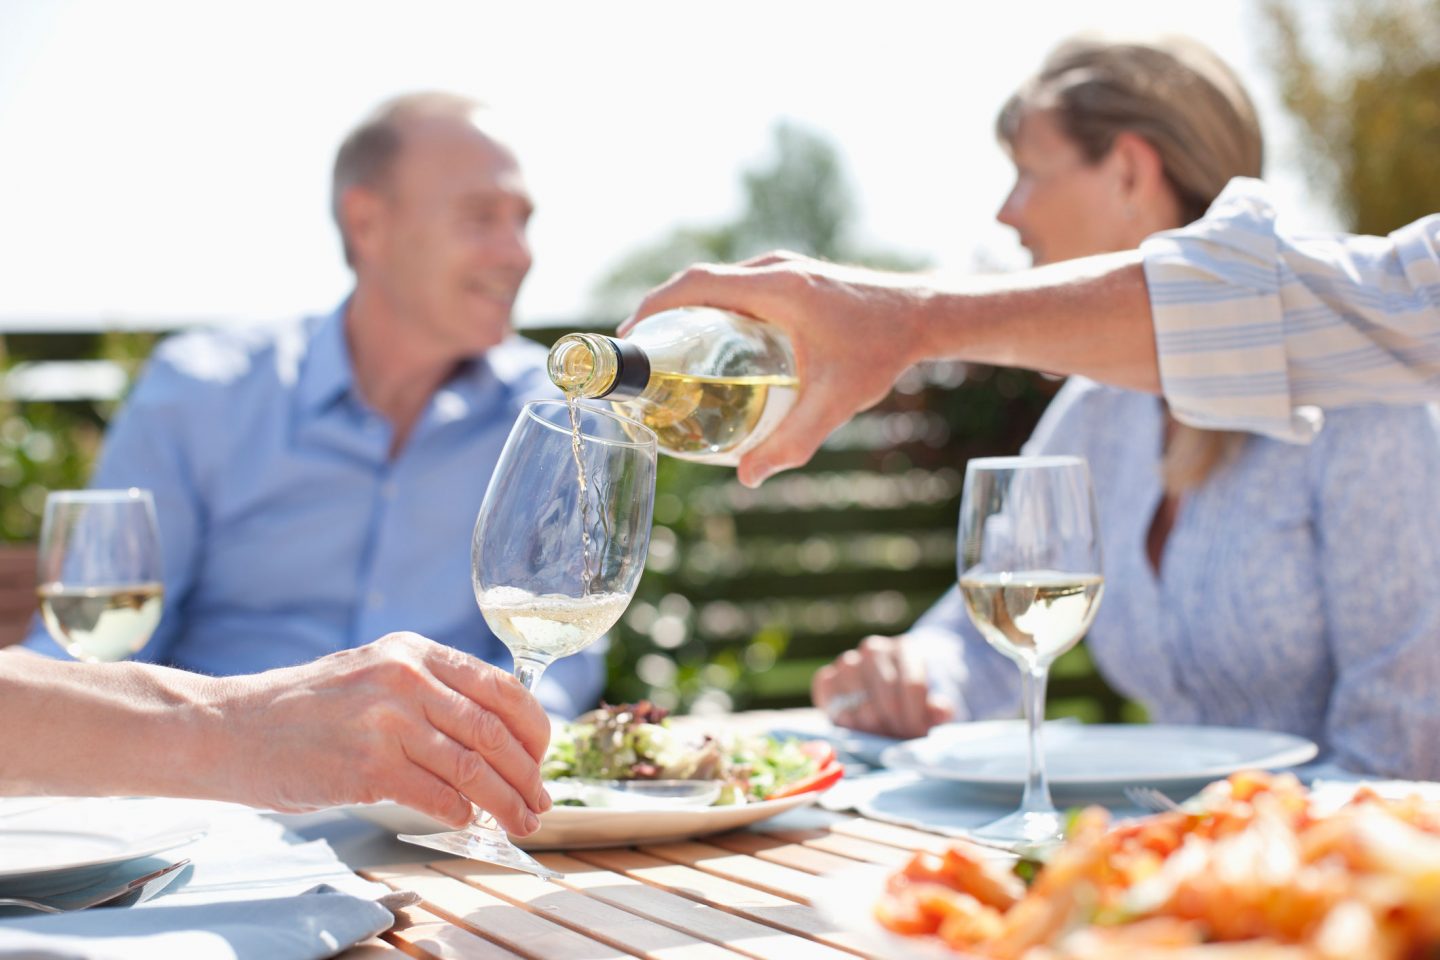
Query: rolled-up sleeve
1141 177 1440 441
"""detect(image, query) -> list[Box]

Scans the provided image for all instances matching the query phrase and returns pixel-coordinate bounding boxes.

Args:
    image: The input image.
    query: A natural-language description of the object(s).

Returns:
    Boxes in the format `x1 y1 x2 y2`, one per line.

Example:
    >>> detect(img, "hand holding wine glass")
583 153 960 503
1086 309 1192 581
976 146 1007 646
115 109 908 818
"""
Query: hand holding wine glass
36 489 164 663
399 399 657 879
958 456 1103 848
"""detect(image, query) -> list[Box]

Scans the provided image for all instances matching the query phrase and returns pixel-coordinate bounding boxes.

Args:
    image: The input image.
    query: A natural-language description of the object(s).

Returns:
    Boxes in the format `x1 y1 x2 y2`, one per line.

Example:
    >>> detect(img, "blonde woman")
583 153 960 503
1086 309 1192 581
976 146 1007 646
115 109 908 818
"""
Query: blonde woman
812 35 1440 779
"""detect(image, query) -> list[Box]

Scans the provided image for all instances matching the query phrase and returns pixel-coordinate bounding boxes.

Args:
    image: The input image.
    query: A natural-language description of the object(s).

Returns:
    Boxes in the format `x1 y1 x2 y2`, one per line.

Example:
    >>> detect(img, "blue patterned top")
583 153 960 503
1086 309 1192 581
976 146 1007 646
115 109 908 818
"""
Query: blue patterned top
914 378 1440 778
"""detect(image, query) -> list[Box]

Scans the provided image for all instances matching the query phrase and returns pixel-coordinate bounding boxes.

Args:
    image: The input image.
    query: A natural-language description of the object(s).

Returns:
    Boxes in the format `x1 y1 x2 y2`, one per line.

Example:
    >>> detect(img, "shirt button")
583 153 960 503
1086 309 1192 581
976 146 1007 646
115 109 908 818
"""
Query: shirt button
368 591 384 609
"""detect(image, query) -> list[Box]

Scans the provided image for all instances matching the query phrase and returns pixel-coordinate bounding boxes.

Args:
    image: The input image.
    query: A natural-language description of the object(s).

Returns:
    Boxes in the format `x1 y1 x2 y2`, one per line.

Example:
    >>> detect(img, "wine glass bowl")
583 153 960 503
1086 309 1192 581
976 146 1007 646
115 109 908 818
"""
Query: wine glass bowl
471 400 656 681
957 456 1103 848
399 399 657 878
35 489 163 663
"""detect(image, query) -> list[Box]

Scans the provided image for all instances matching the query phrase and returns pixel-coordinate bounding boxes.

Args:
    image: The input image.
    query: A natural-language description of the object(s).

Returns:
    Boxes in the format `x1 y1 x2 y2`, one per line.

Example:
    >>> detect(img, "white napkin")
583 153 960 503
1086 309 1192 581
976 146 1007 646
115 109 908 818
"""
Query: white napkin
0 890 391 960
0 798 398 959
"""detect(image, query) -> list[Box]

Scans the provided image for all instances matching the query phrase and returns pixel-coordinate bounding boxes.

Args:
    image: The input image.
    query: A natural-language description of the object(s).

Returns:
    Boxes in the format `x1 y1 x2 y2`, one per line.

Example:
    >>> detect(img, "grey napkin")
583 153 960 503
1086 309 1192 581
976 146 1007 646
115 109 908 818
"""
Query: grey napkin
0 888 393 960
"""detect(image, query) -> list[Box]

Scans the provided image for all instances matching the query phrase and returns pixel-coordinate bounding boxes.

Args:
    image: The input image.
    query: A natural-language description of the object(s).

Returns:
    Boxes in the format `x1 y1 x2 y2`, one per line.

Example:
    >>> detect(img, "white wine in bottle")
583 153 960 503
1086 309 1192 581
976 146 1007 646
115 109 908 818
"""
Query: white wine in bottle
547 307 798 465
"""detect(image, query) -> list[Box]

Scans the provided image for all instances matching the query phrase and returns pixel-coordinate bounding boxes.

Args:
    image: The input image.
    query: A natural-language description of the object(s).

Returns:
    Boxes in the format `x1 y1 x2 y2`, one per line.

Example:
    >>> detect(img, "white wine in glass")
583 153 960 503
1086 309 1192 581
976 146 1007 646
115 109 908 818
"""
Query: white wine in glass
398 399 657 879
957 456 1103 848
36 489 164 663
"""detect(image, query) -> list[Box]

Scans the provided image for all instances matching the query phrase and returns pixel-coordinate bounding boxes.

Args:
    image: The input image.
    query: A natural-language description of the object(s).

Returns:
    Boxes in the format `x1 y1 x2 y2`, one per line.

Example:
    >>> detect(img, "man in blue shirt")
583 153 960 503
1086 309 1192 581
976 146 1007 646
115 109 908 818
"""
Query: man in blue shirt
24 92 602 718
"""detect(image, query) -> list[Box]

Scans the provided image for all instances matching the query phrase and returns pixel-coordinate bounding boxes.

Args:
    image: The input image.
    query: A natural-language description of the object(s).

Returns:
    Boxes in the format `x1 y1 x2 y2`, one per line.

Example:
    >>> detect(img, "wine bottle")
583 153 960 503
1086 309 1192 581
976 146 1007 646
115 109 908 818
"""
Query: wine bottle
548 307 798 466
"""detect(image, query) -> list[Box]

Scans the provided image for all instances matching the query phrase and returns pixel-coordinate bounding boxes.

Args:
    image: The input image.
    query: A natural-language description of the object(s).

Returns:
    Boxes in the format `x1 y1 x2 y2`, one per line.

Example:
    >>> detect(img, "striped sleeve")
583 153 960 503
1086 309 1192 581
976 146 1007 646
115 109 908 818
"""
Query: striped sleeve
1140 177 1440 442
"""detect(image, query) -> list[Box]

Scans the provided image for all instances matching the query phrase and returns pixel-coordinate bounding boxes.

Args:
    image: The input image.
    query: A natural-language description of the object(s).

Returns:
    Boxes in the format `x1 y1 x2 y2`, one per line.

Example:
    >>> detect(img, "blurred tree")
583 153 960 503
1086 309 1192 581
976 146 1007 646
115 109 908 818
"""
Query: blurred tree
1263 0 1440 233
590 120 928 320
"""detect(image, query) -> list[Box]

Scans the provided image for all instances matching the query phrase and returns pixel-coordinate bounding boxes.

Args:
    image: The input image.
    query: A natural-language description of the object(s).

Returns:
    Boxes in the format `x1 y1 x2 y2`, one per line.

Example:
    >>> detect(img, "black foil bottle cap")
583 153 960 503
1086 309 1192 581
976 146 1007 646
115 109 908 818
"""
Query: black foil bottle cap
604 338 651 399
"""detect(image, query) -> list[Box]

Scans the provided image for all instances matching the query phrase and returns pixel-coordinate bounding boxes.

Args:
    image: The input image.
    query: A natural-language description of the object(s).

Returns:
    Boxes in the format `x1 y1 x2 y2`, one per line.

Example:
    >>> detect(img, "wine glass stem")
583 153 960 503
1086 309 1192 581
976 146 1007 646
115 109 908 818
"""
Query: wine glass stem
512 656 548 694
1018 664 1055 816
463 656 550 832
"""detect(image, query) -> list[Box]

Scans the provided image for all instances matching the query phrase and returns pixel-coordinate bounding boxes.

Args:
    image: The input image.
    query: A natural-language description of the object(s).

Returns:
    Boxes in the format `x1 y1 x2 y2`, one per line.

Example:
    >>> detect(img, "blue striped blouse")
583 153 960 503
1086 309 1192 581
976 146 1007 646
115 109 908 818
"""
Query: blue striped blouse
1141 177 1440 442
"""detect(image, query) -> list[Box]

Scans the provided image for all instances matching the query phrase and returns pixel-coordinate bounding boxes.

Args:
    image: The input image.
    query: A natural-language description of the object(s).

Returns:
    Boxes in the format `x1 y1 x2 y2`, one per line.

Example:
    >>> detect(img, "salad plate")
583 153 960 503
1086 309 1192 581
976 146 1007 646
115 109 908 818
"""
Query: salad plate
348 789 830 850
352 701 845 849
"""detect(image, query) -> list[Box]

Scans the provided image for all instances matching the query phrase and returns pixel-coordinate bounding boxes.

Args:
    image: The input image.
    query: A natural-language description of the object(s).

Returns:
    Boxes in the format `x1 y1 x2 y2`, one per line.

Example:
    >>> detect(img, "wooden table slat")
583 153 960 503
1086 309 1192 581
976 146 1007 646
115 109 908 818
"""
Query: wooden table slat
530 853 847 960
427 859 736 960
568 848 867 956
366 866 630 960
826 818 1002 858
379 903 529 960
638 841 822 904
341 939 407 957
761 828 915 867
702 832 858 876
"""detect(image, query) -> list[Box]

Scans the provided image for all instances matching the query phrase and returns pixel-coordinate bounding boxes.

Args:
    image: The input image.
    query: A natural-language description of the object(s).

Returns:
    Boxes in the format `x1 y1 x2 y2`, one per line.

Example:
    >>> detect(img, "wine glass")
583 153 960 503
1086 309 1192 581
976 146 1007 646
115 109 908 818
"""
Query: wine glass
399 399 657 879
957 456 1103 848
36 489 164 663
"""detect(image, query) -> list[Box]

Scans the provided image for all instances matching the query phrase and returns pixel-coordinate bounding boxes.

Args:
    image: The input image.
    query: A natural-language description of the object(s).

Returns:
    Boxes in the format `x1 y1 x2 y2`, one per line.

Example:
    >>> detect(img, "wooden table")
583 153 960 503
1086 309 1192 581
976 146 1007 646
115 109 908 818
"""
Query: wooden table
341 808 951 960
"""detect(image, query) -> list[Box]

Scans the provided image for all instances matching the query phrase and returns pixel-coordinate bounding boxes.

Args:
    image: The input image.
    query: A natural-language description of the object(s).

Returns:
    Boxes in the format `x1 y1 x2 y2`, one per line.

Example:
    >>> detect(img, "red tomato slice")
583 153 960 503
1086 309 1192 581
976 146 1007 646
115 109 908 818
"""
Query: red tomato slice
798 739 838 769
768 759 844 800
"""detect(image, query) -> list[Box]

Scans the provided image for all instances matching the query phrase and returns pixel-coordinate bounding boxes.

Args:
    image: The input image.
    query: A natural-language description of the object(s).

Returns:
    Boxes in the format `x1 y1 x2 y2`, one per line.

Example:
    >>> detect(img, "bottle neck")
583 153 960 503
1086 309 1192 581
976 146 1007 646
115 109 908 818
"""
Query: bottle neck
547 333 651 399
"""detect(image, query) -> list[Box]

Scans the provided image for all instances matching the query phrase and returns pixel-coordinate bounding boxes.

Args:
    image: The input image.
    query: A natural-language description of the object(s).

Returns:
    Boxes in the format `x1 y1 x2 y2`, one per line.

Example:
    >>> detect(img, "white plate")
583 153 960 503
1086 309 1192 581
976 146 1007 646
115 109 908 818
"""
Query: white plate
349 790 829 850
880 721 1317 801
814 865 985 960
0 817 207 881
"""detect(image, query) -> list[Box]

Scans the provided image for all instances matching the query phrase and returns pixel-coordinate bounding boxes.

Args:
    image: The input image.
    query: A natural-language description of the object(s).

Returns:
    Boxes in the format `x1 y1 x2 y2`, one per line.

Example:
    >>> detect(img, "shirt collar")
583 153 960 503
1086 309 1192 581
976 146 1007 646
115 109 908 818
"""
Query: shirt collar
295 301 354 417
296 300 548 421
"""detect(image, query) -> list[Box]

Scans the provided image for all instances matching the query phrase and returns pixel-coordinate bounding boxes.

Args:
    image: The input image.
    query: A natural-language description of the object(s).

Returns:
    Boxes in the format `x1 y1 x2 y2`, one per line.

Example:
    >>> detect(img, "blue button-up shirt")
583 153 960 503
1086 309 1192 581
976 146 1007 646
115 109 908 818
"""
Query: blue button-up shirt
24 304 604 717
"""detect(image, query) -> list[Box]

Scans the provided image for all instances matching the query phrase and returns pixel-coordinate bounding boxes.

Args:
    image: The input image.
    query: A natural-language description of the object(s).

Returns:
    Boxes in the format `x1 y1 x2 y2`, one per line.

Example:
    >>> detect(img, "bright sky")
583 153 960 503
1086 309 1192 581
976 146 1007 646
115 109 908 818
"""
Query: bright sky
0 0 1339 330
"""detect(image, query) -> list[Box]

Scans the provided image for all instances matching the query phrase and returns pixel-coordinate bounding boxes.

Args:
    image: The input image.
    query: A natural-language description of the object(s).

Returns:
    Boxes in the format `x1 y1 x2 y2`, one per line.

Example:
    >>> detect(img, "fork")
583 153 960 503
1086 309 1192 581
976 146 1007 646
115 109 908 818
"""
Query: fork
1123 786 1184 814
0 859 190 914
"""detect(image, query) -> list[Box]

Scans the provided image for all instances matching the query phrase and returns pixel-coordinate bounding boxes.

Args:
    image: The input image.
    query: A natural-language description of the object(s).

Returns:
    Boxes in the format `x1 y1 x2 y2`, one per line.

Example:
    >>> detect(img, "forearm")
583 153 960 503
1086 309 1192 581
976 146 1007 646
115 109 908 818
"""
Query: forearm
916 251 1161 393
0 652 232 799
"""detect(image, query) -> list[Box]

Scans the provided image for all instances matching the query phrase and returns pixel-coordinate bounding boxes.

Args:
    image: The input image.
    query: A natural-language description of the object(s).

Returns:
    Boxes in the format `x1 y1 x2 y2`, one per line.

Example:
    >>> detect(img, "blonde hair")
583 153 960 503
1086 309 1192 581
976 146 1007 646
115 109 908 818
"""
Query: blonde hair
331 92 488 267
998 36 1263 492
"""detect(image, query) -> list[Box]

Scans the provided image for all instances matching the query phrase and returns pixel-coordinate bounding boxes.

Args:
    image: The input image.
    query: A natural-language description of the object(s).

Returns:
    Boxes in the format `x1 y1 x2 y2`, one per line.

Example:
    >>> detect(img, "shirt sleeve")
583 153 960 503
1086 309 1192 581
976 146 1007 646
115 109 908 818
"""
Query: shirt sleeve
23 346 206 664
1141 177 1440 442
910 587 1019 720
1307 405 1440 779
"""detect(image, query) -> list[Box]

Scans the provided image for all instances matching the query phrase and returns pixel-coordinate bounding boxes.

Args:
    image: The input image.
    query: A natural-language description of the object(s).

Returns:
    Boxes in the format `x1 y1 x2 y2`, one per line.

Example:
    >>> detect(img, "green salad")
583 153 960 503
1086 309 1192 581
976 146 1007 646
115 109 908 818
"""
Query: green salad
543 701 843 805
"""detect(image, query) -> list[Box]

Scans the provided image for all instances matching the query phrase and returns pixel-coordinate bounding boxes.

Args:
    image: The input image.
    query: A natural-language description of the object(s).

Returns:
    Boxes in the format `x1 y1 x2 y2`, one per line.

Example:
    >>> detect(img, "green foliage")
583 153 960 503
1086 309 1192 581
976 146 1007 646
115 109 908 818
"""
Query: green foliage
590 120 929 321
0 332 156 541
1263 0 1440 233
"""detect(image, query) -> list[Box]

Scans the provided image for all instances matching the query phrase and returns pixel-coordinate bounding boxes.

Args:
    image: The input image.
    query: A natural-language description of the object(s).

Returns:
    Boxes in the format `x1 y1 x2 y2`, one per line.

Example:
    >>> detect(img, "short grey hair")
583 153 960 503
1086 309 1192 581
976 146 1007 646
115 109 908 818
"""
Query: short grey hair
331 91 487 267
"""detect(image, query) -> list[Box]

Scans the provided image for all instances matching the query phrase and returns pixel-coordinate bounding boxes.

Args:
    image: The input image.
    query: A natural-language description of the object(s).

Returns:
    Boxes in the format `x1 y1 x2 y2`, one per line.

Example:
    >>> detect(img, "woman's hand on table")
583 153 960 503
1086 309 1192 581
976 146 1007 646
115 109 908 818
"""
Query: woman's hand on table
812 634 954 739
211 632 552 835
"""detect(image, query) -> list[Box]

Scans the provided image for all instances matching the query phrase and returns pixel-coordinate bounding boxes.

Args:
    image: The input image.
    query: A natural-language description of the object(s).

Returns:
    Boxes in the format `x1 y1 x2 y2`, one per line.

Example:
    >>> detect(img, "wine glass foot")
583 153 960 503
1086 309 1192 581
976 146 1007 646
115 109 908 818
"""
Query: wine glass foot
967 808 1066 853
397 828 563 882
